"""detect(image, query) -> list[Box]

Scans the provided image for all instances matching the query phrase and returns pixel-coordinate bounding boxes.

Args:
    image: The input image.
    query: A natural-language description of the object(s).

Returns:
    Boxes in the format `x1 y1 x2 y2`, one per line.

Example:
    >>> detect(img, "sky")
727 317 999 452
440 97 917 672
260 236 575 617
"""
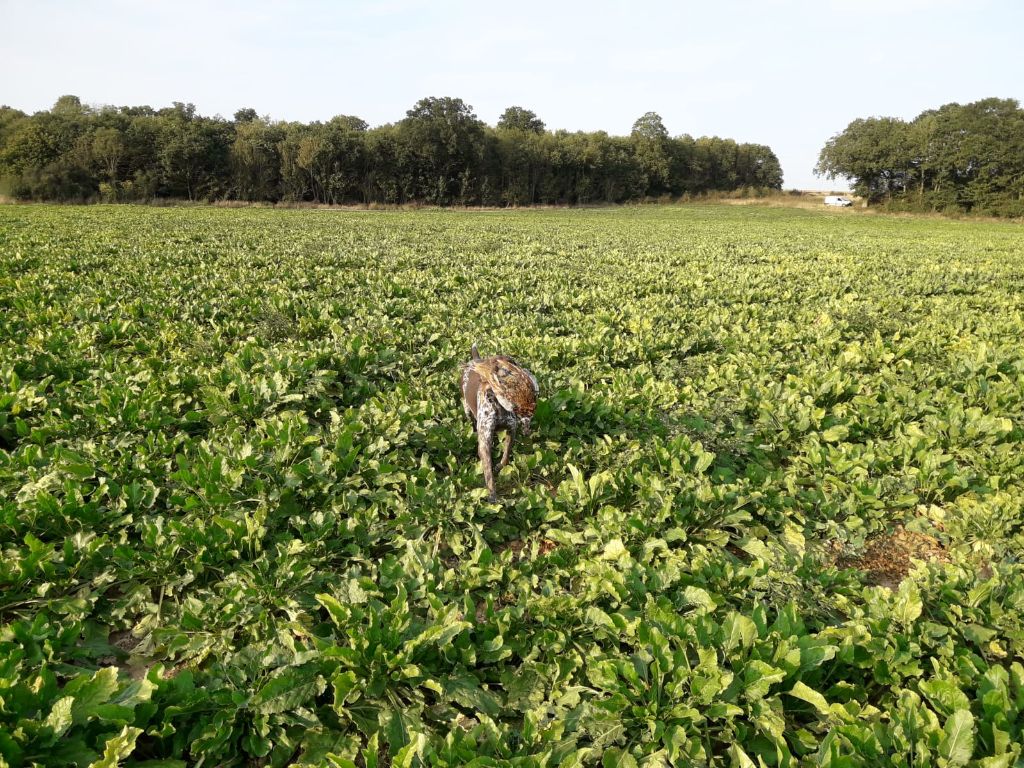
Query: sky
3 0 1023 190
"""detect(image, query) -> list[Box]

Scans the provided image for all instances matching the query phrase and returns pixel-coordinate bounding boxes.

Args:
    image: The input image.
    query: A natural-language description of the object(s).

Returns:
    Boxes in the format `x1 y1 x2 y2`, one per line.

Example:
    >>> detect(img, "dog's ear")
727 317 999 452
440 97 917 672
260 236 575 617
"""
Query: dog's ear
471 343 481 361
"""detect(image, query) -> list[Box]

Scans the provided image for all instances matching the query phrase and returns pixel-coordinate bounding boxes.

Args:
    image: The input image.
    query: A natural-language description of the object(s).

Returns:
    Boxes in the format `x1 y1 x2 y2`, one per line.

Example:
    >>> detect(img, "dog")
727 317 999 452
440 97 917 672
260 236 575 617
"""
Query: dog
460 343 539 500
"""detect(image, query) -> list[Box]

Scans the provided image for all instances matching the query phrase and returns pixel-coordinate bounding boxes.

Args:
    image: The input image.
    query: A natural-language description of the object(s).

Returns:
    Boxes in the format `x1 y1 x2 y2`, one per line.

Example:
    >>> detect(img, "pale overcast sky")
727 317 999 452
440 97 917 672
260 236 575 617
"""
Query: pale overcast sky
4 0 1022 189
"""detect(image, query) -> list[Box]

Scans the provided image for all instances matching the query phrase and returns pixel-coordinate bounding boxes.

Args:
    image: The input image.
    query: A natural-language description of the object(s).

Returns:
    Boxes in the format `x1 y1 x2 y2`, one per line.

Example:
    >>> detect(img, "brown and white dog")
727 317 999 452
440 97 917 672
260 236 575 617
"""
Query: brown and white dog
460 344 539 500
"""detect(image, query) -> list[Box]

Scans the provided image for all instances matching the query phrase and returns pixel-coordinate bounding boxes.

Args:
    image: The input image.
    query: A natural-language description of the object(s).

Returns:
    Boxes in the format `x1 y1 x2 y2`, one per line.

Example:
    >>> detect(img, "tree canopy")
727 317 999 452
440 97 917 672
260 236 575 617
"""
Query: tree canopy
816 98 1024 216
498 106 546 134
0 96 784 205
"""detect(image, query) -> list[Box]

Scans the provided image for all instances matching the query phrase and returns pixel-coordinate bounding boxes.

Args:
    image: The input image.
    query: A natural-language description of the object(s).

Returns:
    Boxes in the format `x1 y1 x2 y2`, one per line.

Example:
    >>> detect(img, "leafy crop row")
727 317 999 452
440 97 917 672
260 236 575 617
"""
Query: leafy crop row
1 205 1022 766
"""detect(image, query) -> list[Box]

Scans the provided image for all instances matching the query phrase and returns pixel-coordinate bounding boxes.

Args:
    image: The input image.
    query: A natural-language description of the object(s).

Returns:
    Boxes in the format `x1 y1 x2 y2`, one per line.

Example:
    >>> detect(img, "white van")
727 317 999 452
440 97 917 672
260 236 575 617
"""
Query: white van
824 195 853 207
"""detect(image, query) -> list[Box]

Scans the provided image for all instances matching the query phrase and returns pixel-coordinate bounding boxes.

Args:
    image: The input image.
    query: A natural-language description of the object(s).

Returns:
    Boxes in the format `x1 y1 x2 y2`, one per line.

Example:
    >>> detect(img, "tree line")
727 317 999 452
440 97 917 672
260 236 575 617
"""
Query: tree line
0 95 783 206
816 97 1024 217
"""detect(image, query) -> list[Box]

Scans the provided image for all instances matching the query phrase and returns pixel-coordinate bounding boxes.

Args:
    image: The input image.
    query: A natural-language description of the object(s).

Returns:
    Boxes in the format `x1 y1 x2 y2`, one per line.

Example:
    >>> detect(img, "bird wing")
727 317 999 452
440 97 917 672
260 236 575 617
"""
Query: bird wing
494 355 539 399
467 359 519 413
483 359 539 415
460 367 481 420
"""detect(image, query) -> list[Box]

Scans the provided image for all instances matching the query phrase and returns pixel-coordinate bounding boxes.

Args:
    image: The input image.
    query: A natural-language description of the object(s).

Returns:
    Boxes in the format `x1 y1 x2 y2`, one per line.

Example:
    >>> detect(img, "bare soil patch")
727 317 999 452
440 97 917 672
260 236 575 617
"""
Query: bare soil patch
494 537 558 559
840 525 948 589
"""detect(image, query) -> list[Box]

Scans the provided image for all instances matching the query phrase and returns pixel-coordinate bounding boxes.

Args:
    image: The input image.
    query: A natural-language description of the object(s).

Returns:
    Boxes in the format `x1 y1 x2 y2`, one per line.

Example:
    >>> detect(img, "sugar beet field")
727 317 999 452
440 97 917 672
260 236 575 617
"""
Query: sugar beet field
1 204 1023 768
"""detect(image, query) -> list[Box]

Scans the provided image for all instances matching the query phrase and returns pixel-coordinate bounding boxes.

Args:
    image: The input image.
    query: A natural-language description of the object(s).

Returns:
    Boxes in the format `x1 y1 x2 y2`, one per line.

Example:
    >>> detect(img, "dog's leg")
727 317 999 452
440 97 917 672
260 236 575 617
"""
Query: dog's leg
477 397 498 501
498 424 516 471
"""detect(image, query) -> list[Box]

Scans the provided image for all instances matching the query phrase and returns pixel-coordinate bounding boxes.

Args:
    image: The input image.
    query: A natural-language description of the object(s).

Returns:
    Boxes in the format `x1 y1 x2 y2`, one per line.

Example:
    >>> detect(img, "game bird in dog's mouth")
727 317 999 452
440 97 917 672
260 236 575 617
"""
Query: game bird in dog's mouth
460 343 539 501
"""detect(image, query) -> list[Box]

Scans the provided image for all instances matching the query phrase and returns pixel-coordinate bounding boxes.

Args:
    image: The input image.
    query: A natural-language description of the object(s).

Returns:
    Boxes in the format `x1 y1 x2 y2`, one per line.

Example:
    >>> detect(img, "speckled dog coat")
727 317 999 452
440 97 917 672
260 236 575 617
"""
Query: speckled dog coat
460 344 539 500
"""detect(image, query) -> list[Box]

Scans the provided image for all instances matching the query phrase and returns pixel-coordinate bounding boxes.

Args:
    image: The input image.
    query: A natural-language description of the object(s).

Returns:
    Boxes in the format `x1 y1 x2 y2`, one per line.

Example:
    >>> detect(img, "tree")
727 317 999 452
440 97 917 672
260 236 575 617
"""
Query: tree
631 111 668 141
0 95 791 206
161 102 197 121
0 101 93 199
926 98 1024 211
296 119 367 203
497 106 545 134
736 143 783 189
159 115 231 200
91 127 124 184
278 123 310 201
815 117 913 202
52 94 87 116
399 97 487 204
631 112 670 196
122 113 162 199
362 125 401 203
816 99 1024 213
495 128 547 205
233 108 258 124
231 118 283 201
0 106 27 141
331 114 369 132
